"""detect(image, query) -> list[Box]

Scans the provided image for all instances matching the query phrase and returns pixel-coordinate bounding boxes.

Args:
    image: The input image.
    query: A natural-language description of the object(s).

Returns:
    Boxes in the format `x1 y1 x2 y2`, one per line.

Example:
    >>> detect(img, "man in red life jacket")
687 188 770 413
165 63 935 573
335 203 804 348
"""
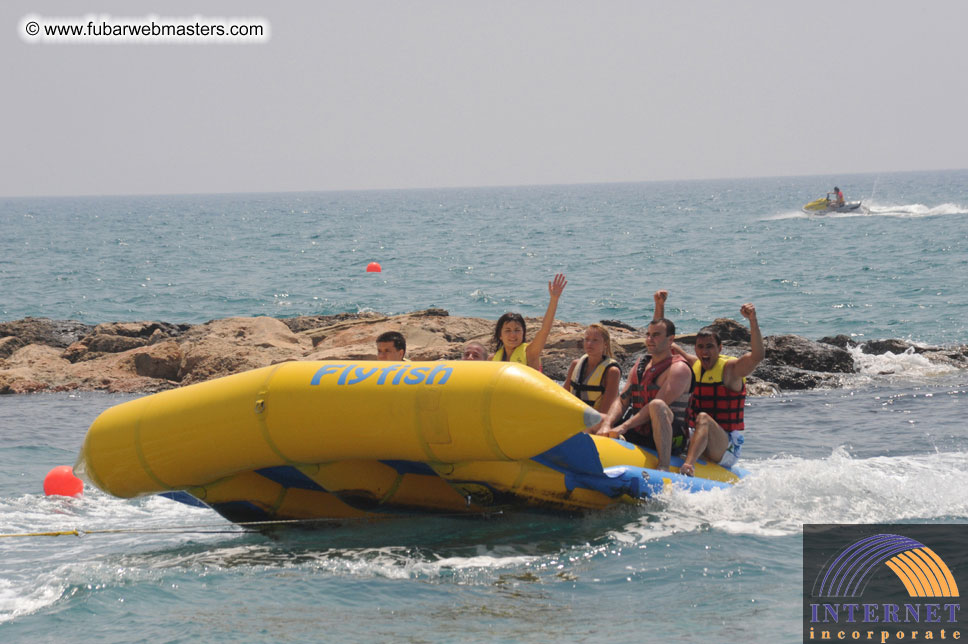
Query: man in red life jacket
833 186 845 207
678 303 764 477
597 317 693 471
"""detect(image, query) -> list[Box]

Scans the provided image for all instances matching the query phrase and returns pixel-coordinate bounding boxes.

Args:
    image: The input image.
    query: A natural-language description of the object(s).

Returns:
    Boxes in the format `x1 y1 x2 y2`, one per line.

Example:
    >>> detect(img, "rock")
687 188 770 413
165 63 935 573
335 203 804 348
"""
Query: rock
613 336 648 356
92 321 188 339
860 339 912 355
917 348 968 368
62 341 92 363
703 317 751 345
763 334 856 374
745 377 780 396
0 317 94 348
302 312 493 361
0 344 77 392
0 336 26 359
751 364 844 390
819 334 858 349
282 312 384 334
600 319 639 332
58 320 187 363
86 334 148 354
177 317 312 384
133 341 183 381
0 374 49 394
1 313 964 395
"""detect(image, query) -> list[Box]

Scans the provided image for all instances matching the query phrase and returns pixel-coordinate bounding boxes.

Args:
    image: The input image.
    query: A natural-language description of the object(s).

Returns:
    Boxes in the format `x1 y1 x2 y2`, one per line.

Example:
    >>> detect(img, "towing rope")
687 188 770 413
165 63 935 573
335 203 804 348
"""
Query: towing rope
0 511 505 539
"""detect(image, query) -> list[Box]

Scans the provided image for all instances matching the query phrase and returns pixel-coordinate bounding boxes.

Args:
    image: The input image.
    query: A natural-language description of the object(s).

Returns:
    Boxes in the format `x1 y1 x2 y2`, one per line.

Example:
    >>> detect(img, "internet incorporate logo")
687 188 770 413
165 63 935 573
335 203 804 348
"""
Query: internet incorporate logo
803 525 964 644
815 533 959 599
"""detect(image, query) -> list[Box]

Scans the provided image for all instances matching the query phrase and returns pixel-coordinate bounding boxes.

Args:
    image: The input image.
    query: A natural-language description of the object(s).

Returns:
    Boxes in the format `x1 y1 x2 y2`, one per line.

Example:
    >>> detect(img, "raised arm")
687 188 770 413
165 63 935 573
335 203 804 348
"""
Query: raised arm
653 290 668 321
525 273 567 369
724 303 764 387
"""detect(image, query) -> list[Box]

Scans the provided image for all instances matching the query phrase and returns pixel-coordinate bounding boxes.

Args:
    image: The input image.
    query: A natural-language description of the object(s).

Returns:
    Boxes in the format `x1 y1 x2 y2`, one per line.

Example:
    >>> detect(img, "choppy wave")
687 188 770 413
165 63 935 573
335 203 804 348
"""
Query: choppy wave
847 345 960 383
614 449 968 540
767 201 968 221
0 493 228 623
866 202 968 217
4 443 968 625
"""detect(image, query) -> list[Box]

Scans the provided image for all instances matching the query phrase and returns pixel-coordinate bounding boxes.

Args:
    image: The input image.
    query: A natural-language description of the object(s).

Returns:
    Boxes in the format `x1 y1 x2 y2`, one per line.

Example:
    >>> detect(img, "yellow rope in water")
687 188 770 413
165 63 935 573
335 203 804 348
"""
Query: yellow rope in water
0 510 505 539
0 529 82 538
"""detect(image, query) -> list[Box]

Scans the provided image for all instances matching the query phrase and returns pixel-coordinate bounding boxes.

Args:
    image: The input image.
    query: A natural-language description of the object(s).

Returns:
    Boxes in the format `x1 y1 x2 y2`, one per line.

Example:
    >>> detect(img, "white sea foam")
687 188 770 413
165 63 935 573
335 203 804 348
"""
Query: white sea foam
763 210 809 221
769 202 968 221
0 577 64 624
615 449 968 542
0 492 236 623
867 202 968 217
847 345 958 381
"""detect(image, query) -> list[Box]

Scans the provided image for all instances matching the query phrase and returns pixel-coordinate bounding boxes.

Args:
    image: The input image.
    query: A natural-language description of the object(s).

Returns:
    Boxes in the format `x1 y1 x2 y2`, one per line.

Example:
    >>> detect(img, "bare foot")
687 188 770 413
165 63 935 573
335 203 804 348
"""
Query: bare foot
679 462 695 477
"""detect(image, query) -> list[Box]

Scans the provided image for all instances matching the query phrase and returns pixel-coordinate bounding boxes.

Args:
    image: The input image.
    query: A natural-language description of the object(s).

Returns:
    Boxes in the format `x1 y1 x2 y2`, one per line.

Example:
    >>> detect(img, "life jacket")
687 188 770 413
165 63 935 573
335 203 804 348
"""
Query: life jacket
688 354 746 431
627 354 690 412
492 342 529 366
622 354 691 439
569 354 620 410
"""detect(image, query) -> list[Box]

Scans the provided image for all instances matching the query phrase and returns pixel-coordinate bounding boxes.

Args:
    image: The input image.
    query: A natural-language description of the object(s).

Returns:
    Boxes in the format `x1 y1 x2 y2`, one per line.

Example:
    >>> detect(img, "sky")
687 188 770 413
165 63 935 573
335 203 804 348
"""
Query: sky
3 1 967 197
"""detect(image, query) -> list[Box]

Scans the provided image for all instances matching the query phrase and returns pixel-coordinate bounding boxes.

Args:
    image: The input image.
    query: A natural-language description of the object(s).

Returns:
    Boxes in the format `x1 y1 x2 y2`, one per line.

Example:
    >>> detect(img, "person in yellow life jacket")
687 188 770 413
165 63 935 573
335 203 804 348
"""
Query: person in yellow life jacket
490 273 567 370
677 302 764 477
565 290 668 431
564 323 622 424
597 315 692 472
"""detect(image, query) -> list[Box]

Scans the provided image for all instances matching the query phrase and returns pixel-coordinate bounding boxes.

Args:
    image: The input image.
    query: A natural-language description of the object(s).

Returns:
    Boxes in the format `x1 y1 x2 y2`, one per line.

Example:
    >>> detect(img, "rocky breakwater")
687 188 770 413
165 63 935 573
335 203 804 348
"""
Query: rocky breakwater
1 312 966 395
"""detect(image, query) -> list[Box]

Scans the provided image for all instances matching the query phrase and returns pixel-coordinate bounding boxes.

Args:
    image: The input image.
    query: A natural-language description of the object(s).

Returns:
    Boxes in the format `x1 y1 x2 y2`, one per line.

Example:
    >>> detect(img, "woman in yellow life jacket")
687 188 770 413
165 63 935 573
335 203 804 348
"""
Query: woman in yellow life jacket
491 273 567 370
564 323 622 424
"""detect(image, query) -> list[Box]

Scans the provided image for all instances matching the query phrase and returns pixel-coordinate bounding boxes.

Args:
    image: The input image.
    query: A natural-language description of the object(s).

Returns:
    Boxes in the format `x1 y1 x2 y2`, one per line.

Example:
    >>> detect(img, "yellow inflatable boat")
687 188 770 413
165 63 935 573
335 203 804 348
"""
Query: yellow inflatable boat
76 361 745 524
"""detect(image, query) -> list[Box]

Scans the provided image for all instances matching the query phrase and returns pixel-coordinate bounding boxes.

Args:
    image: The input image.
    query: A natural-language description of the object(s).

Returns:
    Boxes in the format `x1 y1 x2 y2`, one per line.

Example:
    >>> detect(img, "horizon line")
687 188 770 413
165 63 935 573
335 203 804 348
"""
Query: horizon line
2 167 964 201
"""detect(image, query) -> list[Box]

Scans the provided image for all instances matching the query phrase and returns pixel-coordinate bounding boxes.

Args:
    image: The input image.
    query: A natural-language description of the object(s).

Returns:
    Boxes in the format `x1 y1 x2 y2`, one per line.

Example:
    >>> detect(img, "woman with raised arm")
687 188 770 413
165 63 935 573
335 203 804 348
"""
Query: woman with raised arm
491 273 567 371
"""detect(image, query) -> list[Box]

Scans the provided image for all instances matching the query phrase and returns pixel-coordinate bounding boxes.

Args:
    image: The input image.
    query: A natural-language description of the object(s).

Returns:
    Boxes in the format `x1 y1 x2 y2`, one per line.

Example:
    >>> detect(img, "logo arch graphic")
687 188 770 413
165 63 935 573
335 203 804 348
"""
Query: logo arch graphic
814 533 960 598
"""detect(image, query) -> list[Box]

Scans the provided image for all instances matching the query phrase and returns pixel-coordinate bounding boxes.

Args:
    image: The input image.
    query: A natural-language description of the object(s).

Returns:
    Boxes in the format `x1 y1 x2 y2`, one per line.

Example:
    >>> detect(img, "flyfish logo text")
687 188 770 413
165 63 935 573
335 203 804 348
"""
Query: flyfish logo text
803 525 965 644
310 363 452 387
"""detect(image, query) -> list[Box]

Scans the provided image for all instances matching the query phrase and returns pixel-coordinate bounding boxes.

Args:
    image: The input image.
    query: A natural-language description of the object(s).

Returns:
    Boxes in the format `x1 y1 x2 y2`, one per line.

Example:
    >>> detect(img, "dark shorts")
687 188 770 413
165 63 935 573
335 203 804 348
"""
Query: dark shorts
624 412 690 455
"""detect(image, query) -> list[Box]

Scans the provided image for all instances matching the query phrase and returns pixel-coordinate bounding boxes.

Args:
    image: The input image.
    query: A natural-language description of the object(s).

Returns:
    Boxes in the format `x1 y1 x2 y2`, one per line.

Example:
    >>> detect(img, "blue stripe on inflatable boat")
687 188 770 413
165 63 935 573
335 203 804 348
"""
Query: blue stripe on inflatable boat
533 434 737 499
255 466 328 491
533 433 653 498
158 490 210 508
378 460 438 476
209 501 272 523
532 433 605 474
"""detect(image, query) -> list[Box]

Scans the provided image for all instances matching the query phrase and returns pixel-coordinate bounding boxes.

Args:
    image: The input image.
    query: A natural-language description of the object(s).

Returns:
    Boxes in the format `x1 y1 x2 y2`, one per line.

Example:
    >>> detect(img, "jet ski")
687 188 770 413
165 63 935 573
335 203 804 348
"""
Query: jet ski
802 193 866 215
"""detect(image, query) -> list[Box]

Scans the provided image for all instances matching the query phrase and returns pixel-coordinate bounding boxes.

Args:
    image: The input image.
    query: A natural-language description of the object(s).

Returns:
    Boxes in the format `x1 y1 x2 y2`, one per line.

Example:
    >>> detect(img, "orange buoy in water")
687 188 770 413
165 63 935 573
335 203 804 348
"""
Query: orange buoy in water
366 262 382 273
43 465 84 497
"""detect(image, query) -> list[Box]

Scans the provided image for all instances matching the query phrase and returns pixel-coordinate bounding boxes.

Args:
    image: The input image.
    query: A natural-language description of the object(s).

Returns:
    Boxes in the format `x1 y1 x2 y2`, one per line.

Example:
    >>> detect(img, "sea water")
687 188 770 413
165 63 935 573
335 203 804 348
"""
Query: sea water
2 170 967 342
1 170 967 642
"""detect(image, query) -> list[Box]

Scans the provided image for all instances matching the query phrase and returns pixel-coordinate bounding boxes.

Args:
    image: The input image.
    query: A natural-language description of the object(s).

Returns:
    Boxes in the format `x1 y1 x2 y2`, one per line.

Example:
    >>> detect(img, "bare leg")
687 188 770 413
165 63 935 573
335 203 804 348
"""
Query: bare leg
681 412 729 476
680 420 707 477
647 399 674 471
